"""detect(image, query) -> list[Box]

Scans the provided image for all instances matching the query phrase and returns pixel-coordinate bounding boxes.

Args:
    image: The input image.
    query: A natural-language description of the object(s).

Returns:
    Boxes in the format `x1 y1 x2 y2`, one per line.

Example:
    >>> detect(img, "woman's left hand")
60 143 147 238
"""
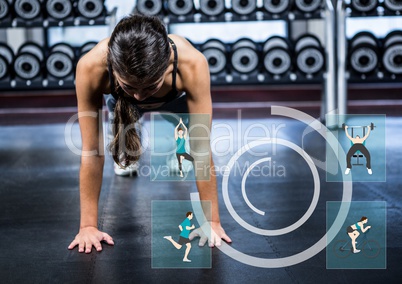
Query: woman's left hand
189 221 232 247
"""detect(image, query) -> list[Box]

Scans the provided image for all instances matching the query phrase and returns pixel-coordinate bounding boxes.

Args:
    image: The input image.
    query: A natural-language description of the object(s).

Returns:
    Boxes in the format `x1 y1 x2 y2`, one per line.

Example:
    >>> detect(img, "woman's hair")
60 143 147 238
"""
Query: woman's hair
360 216 368 222
107 14 170 83
107 14 170 167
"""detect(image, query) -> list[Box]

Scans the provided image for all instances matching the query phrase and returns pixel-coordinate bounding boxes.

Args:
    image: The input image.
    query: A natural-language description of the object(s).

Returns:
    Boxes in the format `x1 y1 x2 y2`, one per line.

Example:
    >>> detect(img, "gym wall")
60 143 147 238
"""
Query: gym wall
0 1 401 98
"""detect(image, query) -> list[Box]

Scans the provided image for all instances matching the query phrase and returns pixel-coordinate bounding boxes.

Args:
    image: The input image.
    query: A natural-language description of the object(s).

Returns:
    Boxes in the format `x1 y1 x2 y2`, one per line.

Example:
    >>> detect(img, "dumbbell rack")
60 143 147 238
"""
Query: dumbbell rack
165 3 328 87
337 0 402 124
0 5 117 91
163 0 336 122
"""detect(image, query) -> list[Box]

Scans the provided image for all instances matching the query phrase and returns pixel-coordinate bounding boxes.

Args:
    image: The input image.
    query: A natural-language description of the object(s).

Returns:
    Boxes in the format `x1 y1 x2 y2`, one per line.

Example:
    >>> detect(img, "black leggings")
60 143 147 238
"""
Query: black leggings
346 143 371 169
176 153 194 171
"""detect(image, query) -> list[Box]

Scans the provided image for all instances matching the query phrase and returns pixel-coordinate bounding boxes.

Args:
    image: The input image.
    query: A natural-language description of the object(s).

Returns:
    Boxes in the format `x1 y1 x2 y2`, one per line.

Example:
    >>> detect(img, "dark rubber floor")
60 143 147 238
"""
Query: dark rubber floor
0 109 401 283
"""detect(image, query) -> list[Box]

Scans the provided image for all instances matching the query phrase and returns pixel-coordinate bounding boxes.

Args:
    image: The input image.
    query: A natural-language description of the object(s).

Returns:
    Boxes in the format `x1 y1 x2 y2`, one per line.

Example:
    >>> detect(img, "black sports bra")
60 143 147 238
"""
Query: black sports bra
108 37 180 108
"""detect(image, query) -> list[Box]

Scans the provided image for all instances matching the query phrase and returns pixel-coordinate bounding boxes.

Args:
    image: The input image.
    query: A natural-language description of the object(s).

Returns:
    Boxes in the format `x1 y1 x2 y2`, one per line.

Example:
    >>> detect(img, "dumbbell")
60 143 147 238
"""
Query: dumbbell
293 0 322 14
231 0 257 16
76 0 104 19
14 42 44 80
262 0 290 15
201 39 227 75
199 0 226 17
382 31 402 75
342 123 376 130
78 41 97 59
294 34 324 75
0 0 11 21
350 0 378 14
230 38 259 74
349 32 379 75
383 0 402 12
14 0 43 20
166 0 194 16
46 43 75 79
0 54 8 80
45 0 74 20
135 0 164 16
0 43 14 80
262 36 292 76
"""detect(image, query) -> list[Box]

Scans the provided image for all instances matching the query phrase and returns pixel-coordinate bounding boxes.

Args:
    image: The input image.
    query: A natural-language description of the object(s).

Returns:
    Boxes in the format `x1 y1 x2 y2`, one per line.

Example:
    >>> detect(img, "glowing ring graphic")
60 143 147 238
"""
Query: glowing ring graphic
235 139 320 235
241 157 272 216
191 106 353 268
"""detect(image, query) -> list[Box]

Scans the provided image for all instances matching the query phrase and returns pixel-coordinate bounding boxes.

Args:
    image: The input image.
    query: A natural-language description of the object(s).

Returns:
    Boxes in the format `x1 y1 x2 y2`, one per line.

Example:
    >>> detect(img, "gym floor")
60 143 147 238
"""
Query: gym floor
0 105 401 283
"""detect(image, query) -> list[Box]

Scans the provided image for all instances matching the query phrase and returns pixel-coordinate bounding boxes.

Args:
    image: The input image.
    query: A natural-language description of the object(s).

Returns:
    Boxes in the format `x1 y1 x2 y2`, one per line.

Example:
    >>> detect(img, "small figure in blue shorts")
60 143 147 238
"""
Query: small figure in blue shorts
164 212 195 262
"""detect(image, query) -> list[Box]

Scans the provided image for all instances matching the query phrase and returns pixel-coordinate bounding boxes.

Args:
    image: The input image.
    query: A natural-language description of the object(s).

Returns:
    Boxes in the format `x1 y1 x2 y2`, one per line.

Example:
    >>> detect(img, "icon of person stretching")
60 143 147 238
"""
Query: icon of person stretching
175 118 194 177
344 124 372 175
164 212 195 262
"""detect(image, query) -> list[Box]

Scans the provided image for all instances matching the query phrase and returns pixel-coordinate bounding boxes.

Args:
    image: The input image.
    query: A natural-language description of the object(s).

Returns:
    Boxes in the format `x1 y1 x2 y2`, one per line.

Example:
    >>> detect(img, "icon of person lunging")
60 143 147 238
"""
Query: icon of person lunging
344 124 372 175
164 212 195 262
175 118 194 177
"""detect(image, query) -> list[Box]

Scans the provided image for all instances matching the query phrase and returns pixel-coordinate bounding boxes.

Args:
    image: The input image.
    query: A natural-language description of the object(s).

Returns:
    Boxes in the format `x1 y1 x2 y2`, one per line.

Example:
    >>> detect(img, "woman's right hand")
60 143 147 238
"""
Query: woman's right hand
68 226 114 253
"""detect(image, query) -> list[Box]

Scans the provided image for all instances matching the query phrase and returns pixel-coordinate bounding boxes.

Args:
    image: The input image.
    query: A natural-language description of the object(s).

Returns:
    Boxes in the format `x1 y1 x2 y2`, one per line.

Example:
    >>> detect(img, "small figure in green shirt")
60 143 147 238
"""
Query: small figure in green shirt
175 118 194 177
164 212 195 262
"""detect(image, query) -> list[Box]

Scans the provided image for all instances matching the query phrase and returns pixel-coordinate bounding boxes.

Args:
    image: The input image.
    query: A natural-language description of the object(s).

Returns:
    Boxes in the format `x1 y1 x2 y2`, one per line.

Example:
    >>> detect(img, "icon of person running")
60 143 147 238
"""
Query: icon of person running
344 124 372 175
175 118 194 177
346 216 371 254
164 212 195 262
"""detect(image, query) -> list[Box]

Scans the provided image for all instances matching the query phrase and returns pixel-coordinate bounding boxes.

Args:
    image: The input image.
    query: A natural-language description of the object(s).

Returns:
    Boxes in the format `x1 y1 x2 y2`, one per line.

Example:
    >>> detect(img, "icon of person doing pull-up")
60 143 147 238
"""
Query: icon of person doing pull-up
175 118 194 177
344 124 372 175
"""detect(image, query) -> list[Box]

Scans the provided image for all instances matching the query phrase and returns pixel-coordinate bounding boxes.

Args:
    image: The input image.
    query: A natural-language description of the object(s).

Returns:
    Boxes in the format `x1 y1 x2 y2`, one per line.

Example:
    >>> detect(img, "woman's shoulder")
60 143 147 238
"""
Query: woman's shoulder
168 34 205 66
76 38 110 92
168 35 208 88
77 38 109 70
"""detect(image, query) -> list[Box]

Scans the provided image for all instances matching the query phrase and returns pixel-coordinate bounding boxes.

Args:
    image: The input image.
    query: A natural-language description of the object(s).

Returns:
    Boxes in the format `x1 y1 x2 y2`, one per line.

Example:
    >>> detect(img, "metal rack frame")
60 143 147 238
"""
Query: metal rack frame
323 0 336 125
336 0 402 127
337 0 348 127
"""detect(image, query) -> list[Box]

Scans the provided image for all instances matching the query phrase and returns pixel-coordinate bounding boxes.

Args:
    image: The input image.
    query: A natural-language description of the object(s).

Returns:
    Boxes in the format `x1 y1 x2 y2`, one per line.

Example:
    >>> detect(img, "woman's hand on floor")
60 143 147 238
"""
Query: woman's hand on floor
189 221 232 247
68 226 114 253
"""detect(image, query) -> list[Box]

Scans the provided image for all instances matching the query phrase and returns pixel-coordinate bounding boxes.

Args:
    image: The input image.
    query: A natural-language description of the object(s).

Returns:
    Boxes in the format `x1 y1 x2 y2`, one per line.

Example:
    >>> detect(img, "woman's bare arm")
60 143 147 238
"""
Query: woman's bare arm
181 119 189 139
179 38 232 246
174 121 180 140
68 44 114 253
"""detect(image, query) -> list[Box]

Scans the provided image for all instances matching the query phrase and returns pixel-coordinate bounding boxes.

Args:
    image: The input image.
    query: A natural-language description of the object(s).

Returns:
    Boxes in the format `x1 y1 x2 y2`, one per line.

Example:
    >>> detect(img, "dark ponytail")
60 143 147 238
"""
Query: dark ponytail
107 14 171 167
109 95 141 168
